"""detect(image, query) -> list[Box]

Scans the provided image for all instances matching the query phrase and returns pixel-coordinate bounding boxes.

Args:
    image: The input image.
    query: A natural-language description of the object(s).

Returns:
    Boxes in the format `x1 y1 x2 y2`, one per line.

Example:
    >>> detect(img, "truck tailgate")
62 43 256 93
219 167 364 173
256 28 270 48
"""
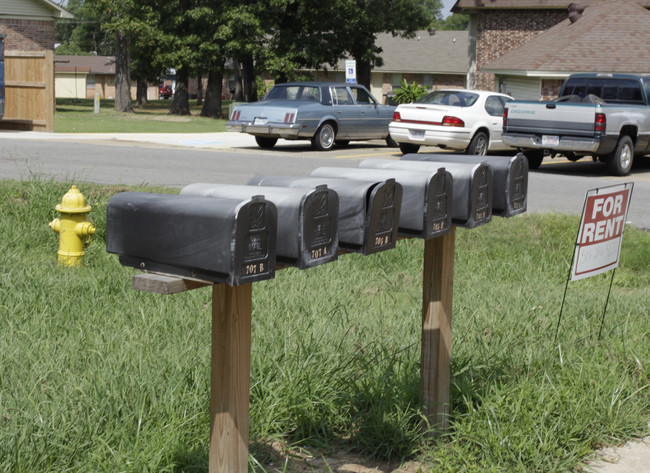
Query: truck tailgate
506 101 596 137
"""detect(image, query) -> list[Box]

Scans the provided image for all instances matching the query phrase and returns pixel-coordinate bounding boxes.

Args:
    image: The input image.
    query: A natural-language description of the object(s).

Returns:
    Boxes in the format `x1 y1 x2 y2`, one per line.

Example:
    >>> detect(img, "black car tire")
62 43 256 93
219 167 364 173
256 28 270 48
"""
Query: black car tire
312 123 336 151
606 135 634 176
466 131 488 155
255 136 278 149
386 134 399 148
399 143 420 155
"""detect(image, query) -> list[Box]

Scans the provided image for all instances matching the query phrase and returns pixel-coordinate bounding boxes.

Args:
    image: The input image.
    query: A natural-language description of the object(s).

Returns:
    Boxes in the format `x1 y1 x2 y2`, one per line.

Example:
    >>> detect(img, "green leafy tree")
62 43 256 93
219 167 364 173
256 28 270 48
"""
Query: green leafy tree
336 0 442 89
436 13 469 31
55 0 113 55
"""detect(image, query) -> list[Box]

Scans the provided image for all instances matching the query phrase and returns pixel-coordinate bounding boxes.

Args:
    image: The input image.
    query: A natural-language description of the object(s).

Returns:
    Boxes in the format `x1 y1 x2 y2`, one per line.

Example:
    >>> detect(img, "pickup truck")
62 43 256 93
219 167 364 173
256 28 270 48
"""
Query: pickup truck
502 73 650 175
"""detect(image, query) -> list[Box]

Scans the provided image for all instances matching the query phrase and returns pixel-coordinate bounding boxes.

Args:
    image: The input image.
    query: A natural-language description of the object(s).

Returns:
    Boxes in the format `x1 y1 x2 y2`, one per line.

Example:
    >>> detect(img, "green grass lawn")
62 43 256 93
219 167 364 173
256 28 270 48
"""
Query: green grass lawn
1 179 649 472
54 98 230 133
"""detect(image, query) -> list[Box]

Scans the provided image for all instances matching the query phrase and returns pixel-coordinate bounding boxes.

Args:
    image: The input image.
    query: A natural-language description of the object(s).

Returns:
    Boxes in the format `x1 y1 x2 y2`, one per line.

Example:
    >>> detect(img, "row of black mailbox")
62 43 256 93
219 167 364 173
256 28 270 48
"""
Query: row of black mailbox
106 153 528 286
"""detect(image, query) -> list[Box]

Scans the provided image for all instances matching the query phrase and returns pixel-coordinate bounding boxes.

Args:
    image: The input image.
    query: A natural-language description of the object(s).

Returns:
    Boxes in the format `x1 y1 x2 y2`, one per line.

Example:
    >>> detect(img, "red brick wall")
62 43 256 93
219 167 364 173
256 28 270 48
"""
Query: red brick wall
476 10 566 90
0 19 54 51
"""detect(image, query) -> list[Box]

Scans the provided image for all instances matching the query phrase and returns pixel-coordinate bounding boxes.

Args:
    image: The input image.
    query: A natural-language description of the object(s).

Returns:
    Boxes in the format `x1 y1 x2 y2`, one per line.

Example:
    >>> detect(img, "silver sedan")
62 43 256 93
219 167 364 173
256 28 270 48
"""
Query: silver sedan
227 82 396 151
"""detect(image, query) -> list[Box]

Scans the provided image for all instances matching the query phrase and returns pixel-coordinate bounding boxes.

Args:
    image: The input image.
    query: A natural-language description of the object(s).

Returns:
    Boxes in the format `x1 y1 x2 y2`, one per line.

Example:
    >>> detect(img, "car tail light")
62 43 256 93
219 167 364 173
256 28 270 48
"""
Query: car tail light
231 110 241 121
393 111 402 121
442 116 464 127
503 108 508 129
284 112 295 123
595 113 606 133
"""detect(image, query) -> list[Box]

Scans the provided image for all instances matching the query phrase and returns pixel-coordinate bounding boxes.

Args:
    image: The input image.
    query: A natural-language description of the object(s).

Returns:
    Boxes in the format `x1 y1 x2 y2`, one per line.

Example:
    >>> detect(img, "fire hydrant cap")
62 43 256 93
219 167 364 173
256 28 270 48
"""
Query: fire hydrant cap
55 186 92 213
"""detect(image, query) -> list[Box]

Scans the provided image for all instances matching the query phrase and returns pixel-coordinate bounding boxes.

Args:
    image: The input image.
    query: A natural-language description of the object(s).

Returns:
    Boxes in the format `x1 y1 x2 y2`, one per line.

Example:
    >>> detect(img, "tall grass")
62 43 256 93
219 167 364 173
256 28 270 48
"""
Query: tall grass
0 179 648 472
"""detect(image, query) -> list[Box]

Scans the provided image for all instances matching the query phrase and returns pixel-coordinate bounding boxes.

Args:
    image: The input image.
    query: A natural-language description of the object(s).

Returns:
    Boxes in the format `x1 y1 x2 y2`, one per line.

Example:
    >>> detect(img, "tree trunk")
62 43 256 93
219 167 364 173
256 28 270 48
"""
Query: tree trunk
356 60 372 90
114 31 133 113
242 58 256 102
196 74 203 106
233 60 243 101
170 66 190 115
201 67 224 118
135 78 148 107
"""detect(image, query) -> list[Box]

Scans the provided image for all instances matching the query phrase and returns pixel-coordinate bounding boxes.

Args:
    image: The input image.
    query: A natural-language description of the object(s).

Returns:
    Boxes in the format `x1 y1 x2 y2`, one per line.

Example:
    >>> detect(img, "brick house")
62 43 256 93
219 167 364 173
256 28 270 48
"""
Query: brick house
0 0 71 131
452 0 650 99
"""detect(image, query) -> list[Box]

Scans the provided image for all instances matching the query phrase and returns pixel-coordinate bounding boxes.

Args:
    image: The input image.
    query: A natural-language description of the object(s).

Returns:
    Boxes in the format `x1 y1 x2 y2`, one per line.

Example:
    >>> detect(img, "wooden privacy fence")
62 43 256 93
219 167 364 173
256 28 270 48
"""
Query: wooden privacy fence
1 50 54 132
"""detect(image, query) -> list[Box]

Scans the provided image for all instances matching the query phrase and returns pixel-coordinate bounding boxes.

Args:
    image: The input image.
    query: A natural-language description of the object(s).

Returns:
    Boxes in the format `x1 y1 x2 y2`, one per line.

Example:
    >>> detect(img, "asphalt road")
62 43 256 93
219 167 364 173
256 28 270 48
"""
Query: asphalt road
2 131 650 229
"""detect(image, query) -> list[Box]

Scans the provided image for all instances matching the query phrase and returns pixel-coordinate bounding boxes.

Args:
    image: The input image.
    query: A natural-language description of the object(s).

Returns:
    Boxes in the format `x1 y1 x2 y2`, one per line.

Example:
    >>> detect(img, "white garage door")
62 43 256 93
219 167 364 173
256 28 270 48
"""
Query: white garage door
499 76 541 101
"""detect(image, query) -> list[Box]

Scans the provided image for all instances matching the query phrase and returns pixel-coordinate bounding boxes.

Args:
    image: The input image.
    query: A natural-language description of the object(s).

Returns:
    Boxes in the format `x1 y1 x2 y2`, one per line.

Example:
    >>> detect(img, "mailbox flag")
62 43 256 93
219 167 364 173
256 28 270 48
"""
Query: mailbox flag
570 183 633 281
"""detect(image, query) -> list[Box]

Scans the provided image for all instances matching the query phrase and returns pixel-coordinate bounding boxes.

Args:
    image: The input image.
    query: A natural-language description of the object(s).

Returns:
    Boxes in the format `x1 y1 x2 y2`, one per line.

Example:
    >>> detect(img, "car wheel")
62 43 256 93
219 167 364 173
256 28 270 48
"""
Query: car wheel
523 149 544 169
386 134 399 148
466 131 488 155
399 143 420 155
312 122 336 151
606 135 634 176
255 136 278 149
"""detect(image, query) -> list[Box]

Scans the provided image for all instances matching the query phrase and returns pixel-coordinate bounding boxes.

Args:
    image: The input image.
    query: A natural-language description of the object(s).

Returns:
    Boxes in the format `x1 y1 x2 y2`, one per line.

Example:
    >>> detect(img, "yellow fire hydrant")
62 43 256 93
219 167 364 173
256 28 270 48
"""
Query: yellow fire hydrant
49 186 96 266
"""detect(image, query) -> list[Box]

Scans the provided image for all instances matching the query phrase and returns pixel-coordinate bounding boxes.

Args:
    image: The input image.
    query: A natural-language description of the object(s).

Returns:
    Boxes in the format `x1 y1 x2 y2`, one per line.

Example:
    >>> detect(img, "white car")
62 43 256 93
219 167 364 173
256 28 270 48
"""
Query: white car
389 89 515 155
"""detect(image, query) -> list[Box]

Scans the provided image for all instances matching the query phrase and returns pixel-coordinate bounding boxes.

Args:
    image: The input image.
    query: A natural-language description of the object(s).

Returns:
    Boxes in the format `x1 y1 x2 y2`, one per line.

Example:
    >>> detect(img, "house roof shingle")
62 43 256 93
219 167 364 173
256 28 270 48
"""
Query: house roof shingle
482 0 650 75
452 0 650 13
370 30 468 74
54 55 116 75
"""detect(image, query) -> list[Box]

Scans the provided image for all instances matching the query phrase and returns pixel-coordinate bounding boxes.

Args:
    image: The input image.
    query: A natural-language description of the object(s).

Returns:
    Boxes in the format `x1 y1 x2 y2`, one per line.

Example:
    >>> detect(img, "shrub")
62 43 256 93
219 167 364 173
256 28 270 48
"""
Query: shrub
392 79 428 104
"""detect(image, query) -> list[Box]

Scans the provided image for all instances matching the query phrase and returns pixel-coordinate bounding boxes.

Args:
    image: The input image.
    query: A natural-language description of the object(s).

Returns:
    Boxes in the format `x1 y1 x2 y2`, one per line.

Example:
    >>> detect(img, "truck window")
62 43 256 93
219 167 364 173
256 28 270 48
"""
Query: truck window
602 81 618 101
617 79 643 104
586 79 604 97
563 77 587 97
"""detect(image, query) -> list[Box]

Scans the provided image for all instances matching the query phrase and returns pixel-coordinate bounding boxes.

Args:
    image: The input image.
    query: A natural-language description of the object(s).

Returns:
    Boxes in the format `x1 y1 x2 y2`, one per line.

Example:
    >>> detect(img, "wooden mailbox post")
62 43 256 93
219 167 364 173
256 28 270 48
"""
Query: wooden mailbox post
131 227 456 472
132 274 253 473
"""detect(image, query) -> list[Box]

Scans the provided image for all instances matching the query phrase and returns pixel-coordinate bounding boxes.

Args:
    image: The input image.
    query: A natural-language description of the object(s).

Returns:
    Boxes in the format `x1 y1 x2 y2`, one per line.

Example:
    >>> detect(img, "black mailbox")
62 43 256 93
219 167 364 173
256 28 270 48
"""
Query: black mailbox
247 176 402 255
180 183 338 269
106 192 277 286
401 153 528 217
310 167 452 239
359 159 492 228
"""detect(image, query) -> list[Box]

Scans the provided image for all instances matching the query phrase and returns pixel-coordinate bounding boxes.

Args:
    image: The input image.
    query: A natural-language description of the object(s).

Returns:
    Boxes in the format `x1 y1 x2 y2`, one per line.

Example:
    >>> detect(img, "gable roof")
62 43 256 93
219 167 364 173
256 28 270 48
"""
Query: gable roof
372 30 469 74
452 0 650 13
55 55 116 75
0 0 73 19
482 0 650 76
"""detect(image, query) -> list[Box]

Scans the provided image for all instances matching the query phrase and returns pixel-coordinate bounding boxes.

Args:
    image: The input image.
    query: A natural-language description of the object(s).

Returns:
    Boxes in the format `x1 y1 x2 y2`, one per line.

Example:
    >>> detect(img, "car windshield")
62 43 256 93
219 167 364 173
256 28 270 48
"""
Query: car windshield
416 91 479 107
264 85 321 102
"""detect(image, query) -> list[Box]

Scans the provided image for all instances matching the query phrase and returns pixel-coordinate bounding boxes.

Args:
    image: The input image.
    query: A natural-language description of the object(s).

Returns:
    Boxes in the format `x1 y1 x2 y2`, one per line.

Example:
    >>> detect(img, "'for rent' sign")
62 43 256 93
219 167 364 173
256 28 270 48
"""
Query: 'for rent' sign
571 184 633 281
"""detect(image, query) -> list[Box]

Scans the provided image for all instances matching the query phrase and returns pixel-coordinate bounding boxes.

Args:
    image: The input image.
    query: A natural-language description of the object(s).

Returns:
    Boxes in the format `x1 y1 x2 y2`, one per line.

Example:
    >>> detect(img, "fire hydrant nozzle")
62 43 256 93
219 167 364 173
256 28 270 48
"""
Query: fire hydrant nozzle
49 186 96 266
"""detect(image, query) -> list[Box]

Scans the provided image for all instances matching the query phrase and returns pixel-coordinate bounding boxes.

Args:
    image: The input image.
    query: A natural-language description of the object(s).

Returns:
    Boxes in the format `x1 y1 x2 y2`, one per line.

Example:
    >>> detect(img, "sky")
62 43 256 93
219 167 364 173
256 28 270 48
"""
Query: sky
441 0 456 18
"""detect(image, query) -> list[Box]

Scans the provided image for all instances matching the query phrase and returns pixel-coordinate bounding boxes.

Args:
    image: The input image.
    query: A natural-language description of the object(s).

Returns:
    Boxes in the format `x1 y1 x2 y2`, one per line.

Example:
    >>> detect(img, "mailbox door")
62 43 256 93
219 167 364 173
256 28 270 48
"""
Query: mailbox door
301 187 339 267
365 179 402 253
